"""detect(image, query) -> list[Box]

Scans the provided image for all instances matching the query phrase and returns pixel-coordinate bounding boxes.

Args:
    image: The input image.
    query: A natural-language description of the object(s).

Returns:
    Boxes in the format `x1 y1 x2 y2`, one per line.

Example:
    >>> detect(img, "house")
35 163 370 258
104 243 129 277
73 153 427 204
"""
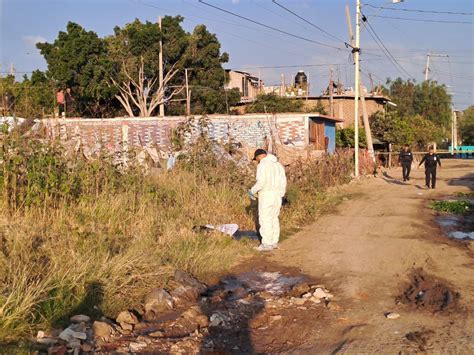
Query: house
225 70 263 102
293 93 392 127
307 114 343 153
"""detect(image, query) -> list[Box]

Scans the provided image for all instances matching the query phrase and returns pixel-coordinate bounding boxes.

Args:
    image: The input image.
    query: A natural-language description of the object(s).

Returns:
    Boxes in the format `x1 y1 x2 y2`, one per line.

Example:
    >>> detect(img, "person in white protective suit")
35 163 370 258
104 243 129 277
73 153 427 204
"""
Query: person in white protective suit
249 149 287 251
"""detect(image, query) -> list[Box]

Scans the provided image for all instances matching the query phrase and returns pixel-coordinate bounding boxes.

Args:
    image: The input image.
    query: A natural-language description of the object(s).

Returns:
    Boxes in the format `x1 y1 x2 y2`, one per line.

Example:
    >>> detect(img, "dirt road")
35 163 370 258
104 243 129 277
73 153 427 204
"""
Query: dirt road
262 159 474 353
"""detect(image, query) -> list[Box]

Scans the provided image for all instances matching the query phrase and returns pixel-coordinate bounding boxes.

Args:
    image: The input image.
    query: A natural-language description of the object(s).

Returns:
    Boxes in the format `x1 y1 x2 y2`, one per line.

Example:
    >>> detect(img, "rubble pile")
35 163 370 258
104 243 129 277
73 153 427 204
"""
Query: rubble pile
35 270 338 353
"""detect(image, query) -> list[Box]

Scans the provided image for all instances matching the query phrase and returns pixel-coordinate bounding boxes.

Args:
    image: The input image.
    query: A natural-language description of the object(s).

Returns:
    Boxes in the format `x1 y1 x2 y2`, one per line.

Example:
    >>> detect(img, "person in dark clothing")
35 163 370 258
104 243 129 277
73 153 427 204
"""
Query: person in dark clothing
419 146 441 189
398 144 413 181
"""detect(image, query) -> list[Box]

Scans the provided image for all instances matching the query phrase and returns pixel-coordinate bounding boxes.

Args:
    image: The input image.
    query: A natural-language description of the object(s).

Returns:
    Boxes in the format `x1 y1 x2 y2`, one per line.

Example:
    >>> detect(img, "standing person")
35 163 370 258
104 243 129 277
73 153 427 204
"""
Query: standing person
398 144 413 181
248 149 287 251
419 146 441 189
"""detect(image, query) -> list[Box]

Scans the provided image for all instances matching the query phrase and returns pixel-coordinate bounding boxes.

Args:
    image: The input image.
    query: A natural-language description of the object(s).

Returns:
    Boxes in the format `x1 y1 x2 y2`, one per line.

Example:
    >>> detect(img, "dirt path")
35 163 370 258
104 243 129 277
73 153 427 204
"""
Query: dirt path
263 159 474 353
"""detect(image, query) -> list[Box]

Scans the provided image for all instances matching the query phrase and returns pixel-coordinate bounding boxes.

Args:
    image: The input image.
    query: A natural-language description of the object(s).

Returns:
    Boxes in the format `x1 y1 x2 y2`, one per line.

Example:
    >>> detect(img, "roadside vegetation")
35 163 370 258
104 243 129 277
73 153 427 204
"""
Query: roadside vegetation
430 199 472 215
0 126 353 340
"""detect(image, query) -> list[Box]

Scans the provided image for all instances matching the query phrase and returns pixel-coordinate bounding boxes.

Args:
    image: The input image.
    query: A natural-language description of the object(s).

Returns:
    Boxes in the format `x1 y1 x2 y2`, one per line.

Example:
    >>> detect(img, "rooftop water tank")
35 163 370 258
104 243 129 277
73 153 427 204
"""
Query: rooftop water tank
295 70 307 87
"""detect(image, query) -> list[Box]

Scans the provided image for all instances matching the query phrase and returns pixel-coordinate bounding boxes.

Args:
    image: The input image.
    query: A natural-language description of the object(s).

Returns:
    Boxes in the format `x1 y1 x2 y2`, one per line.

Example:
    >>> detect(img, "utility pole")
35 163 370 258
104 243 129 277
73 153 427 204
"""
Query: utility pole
185 68 190 116
158 16 165 117
353 0 361 177
329 68 335 116
424 53 449 81
424 53 431 81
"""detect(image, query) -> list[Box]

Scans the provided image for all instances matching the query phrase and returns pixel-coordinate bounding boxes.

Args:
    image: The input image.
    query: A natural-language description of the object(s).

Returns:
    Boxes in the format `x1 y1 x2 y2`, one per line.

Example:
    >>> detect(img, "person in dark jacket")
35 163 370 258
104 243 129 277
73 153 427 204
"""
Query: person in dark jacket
419 146 441 189
398 144 413 181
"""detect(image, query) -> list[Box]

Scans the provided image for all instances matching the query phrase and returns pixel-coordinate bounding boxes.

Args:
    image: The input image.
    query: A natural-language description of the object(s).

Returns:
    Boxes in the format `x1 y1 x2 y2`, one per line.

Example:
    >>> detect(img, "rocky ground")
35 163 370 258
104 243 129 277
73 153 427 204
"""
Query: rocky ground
33 159 474 354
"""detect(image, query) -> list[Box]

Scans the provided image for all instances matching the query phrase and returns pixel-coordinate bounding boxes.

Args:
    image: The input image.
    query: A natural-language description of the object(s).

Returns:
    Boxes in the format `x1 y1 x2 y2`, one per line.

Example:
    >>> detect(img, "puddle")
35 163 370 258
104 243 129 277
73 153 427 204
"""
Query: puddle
435 202 473 241
220 271 304 296
448 231 474 240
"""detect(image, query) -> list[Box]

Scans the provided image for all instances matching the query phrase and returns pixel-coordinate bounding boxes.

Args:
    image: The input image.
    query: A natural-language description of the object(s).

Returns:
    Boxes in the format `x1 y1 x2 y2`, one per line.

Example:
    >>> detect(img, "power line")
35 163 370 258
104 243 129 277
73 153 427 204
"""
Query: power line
361 15 414 79
135 0 331 58
371 15 472 25
197 0 348 51
271 0 353 48
234 62 353 70
363 4 474 16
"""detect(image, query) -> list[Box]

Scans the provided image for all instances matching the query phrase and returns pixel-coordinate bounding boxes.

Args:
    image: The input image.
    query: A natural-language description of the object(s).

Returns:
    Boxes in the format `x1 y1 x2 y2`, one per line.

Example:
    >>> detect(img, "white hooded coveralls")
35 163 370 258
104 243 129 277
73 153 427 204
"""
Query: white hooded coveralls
250 154 287 246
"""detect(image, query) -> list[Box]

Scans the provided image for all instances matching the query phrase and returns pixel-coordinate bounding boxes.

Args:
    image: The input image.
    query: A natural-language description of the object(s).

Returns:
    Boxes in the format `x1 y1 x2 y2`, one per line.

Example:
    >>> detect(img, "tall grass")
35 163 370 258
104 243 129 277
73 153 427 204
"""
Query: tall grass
0 127 352 341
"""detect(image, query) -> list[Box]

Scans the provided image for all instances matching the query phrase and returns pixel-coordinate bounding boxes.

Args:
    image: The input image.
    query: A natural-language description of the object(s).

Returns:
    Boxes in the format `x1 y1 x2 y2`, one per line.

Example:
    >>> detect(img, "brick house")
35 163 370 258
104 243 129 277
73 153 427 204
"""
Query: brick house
293 93 392 127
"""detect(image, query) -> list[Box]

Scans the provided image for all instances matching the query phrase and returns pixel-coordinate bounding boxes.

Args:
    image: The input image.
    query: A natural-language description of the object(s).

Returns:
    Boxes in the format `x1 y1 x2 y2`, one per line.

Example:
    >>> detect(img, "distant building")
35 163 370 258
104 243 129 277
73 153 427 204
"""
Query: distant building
225 70 263 103
294 93 392 127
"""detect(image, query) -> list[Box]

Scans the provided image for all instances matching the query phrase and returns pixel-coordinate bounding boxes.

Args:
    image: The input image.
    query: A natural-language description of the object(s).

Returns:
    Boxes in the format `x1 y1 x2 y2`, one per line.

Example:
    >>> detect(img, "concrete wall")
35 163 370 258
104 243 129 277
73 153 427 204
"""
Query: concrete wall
45 114 308 152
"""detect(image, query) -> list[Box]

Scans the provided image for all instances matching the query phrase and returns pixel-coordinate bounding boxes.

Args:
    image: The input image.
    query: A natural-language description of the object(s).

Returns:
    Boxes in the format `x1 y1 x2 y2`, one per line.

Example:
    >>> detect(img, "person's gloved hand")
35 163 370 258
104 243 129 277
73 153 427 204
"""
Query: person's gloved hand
248 190 256 200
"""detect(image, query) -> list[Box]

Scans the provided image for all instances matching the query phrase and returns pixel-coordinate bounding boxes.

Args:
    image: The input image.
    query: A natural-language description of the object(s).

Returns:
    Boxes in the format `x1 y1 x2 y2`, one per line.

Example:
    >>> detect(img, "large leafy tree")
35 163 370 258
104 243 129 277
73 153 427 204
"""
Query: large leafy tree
384 78 452 128
37 22 119 117
370 111 442 149
108 17 239 116
460 105 474 145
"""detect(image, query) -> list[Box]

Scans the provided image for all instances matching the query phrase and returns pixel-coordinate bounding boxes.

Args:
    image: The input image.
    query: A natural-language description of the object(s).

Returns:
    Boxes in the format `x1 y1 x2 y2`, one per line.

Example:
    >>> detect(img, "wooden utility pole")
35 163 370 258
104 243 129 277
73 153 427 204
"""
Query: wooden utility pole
353 0 361 177
329 68 335 116
185 68 190 116
360 81 374 160
158 16 165 117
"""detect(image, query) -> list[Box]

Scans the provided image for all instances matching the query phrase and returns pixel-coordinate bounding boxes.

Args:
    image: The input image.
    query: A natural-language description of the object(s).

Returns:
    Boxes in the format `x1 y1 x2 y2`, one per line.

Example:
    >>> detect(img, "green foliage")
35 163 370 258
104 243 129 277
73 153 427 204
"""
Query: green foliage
336 126 367 148
370 111 442 149
0 130 139 211
430 200 472 215
37 22 118 117
36 17 237 117
384 78 452 128
460 105 474 145
246 93 303 113
0 73 55 118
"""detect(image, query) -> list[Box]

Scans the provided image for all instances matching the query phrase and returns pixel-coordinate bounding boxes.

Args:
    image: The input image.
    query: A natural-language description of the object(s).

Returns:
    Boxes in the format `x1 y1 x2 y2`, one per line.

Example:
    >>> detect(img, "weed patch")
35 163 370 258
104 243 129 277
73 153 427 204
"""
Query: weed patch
0 129 353 340
430 200 472 215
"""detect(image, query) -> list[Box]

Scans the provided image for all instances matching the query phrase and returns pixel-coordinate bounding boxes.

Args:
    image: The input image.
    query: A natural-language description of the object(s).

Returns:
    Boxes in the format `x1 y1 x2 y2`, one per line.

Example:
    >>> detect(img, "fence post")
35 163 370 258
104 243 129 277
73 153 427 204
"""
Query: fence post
388 143 392 168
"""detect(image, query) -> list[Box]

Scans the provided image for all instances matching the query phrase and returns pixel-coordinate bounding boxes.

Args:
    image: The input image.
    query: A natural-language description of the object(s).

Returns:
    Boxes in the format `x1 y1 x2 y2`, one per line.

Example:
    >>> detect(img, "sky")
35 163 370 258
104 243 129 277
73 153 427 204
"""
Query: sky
1 0 473 109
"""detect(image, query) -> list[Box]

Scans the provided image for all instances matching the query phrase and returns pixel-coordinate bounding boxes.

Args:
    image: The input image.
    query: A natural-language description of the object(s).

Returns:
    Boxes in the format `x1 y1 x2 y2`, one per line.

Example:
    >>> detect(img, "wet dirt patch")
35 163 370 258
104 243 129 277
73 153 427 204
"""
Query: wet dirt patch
398 269 460 313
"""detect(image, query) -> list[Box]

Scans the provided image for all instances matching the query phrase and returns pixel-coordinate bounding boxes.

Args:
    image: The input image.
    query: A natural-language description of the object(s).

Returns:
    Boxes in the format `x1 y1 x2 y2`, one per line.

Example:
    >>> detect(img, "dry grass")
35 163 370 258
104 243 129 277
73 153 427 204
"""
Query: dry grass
0 131 353 341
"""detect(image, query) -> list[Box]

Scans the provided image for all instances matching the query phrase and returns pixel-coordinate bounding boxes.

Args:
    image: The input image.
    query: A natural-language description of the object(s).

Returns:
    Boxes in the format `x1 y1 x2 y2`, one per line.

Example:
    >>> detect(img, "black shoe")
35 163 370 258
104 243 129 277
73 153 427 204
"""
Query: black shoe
425 185 430 189
432 186 436 189
407 177 410 181
403 178 406 182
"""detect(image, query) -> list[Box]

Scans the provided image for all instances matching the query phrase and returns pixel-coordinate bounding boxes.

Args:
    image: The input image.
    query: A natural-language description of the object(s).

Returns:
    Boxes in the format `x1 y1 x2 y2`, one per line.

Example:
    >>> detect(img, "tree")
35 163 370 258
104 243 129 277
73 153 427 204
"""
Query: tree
37 22 119 117
108 17 238 116
370 111 442 149
111 58 183 117
460 105 474 145
336 126 367 148
246 93 303 113
384 78 452 128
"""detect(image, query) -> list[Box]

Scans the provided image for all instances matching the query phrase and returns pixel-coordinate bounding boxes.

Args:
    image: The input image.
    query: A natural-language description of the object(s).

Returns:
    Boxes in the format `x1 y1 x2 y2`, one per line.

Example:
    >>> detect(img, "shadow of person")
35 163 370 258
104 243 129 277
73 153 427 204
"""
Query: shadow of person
199 276 265 354
53 281 105 327
245 198 261 243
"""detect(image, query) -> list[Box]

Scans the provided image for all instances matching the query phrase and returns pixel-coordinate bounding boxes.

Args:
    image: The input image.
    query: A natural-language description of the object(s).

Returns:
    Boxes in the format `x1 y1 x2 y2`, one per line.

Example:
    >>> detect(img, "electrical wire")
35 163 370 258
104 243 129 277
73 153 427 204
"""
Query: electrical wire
197 0 348 51
370 15 472 25
233 62 353 70
363 4 474 16
271 0 353 48
361 15 414 79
